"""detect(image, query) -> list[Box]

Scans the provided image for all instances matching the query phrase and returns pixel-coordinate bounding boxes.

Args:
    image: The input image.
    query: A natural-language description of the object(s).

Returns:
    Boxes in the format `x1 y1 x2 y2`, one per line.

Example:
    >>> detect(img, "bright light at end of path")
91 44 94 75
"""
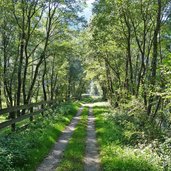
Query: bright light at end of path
81 102 110 107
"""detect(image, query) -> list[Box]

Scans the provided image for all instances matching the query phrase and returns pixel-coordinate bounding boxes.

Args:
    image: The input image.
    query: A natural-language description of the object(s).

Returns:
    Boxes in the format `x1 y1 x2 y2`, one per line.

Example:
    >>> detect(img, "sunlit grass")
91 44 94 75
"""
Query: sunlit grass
94 107 162 171
26 103 81 171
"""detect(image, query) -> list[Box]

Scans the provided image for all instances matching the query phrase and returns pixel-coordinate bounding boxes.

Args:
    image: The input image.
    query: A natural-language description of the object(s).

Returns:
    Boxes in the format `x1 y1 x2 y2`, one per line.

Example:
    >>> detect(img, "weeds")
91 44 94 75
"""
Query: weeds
94 106 163 171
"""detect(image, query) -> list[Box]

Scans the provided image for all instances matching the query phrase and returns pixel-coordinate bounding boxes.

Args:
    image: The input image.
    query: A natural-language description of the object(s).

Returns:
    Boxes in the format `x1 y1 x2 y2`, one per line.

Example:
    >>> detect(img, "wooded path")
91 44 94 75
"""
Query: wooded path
84 107 101 171
37 106 101 171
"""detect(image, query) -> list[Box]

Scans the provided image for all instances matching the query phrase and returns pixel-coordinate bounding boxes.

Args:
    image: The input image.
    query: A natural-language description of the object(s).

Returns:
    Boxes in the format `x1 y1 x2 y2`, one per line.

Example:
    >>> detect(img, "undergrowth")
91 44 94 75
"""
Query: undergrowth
0 102 80 171
94 99 171 171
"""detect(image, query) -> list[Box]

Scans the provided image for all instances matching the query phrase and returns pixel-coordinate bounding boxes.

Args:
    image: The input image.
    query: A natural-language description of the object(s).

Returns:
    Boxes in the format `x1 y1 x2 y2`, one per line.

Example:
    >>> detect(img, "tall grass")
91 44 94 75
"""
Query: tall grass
93 107 162 171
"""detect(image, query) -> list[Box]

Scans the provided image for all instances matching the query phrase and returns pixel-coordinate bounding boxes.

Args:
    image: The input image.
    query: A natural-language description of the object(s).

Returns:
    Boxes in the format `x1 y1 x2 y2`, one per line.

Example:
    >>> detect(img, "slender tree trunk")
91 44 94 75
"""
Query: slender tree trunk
42 60 47 101
105 59 114 102
152 97 162 119
50 56 55 100
36 82 40 103
123 13 134 95
17 0 25 107
3 37 13 107
26 2 55 103
0 55 2 109
125 53 129 91
101 85 107 101
147 0 161 116
67 72 71 100
0 80 2 109
127 34 134 95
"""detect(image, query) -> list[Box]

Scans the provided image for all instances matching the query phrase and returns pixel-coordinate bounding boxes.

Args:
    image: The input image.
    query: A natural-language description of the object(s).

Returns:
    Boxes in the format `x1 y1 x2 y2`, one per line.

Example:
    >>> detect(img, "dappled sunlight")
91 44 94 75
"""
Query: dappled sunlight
101 144 161 171
0 116 7 123
48 136 56 143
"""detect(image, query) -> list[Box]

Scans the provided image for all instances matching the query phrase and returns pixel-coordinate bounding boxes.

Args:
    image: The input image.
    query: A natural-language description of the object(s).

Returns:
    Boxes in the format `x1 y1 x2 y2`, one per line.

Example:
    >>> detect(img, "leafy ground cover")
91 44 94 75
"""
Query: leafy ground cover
93 104 170 171
0 102 80 171
56 107 88 171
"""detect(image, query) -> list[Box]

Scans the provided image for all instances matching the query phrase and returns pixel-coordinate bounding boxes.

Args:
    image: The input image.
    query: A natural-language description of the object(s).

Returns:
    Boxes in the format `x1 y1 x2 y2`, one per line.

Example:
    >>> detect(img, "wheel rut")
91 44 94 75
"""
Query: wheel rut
37 107 83 171
37 106 101 171
84 107 101 171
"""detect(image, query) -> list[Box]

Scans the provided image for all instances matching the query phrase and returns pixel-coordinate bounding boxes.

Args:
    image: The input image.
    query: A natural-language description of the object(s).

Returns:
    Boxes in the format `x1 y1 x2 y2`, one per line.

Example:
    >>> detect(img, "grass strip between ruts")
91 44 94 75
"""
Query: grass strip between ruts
56 107 88 171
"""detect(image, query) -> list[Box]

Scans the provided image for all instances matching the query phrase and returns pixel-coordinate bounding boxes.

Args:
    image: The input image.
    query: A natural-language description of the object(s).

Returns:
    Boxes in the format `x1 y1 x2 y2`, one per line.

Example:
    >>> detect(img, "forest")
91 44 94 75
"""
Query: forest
0 0 171 170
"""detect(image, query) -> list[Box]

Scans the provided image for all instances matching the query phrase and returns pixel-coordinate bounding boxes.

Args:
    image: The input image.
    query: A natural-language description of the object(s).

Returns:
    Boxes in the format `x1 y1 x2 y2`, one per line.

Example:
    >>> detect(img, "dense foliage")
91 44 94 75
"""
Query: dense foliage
86 1 171 170
0 0 87 110
88 0 171 129
94 106 171 171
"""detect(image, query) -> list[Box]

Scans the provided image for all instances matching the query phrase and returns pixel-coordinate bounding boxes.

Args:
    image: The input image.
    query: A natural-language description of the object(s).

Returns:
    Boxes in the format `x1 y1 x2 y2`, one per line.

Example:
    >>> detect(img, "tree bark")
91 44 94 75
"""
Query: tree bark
42 59 47 101
17 0 25 108
147 0 161 116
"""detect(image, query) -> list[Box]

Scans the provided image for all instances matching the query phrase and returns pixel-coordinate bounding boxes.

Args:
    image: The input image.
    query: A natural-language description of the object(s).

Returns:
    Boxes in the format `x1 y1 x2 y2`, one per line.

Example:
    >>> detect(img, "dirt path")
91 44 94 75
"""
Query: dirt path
37 107 83 171
84 107 101 171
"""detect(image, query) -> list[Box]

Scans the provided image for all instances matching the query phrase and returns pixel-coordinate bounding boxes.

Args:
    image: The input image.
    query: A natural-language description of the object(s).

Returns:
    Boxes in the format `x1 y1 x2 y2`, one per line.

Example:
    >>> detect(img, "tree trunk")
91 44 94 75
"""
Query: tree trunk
147 0 161 116
42 60 47 101
127 33 135 95
105 59 114 102
125 53 129 91
17 0 25 108
0 80 2 109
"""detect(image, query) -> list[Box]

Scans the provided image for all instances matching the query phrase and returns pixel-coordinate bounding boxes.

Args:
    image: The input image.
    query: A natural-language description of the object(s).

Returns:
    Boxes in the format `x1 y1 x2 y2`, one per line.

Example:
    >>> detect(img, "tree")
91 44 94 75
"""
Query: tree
0 0 86 109
89 0 171 119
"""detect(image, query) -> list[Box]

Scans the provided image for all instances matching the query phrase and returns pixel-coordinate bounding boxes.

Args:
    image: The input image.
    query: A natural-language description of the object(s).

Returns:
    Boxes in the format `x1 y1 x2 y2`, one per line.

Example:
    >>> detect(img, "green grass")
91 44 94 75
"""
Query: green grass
0 112 43 137
0 102 81 171
93 106 162 171
56 107 88 171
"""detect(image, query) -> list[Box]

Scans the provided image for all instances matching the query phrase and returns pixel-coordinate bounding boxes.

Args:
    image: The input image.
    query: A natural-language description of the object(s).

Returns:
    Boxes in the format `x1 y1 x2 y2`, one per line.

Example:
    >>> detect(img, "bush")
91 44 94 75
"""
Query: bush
94 104 169 171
